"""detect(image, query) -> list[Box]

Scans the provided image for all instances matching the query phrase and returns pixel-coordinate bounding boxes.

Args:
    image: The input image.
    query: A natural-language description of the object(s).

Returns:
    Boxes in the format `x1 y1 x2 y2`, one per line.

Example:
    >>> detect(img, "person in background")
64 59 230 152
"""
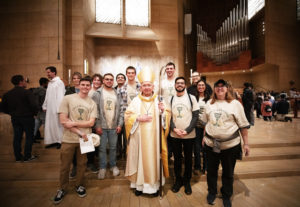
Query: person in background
242 82 255 126
86 73 103 173
275 94 292 122
42 66 65 149
114 73 126 159
194 79 210 175
33 77 49 143
65 72 82 95
161 62 177 161
88 73 102 97
119 67 140 158
0 75 39 162
115 73 126 92
261 97 273 121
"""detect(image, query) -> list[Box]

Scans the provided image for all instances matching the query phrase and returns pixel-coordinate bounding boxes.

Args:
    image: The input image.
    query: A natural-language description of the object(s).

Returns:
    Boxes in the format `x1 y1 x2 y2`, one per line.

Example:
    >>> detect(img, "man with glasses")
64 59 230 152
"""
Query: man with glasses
92 73 124 179
170 77 199 195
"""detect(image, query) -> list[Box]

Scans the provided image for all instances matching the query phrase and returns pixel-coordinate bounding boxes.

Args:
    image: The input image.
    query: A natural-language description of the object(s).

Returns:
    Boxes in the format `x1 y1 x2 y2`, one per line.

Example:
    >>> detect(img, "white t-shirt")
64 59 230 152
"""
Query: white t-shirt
59 94 97 143
197 97 208 128
127 83 138 105
202 99 249 150
170 93 198 139
102 88 117 129
161 78 176 104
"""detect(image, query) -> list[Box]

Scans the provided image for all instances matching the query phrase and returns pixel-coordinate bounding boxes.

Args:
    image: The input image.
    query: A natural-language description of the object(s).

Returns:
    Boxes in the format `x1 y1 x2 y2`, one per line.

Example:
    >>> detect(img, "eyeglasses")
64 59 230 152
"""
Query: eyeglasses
117 77 125 79
175 82 185 85
104 78 113 81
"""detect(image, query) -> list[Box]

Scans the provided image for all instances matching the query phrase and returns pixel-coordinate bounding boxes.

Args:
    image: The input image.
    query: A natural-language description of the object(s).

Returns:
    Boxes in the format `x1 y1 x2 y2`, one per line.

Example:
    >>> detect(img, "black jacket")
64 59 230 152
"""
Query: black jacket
0 86 39 117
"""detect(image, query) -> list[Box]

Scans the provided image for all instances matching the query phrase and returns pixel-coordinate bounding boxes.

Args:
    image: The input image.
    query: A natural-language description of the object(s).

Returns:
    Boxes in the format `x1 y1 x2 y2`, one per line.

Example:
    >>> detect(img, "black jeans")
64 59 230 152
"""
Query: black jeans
170 137 195 183
194 127 207 170
206 144 240 199
11 116 35 160
117 125 126 157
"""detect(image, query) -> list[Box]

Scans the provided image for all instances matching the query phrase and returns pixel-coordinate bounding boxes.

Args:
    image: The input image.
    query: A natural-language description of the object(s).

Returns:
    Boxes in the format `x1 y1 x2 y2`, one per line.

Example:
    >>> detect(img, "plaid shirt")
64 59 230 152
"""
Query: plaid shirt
119 82 141 112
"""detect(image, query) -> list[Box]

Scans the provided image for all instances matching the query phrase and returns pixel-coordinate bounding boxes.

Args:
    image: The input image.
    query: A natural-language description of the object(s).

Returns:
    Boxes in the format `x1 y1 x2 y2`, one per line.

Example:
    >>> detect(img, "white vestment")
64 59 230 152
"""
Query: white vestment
42 76 65 144
124 94 170 194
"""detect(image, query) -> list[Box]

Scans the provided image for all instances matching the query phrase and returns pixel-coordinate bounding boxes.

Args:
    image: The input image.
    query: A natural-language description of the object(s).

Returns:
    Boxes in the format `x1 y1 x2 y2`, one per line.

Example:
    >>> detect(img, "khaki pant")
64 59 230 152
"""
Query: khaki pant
60 143 87 190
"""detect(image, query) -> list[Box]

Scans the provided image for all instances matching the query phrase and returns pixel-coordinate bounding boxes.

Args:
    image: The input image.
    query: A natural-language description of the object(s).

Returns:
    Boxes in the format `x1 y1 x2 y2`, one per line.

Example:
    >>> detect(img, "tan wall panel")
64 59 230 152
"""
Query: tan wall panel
265 0 300 91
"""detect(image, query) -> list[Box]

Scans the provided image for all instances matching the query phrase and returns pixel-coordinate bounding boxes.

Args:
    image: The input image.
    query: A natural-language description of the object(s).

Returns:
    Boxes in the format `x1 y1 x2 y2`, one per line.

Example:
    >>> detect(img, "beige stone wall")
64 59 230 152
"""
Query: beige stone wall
0 0 186 94
265 0 300 91
91 0 184 80
205 64 279 92
0 0 64 95
83 0 95 76
64 0 84 83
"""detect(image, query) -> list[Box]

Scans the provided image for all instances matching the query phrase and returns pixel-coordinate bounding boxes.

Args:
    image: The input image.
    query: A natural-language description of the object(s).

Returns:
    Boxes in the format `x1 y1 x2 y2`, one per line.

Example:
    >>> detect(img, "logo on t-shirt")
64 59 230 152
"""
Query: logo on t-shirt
78 108 84 120
106 100 112 110
168 86 174 96
177 106 183 118
212 109 230 127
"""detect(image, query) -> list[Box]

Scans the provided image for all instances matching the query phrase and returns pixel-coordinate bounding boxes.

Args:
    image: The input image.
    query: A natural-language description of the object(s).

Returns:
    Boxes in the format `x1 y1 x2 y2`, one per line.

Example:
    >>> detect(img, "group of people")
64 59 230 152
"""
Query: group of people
254 90 294 122
1 63 252 207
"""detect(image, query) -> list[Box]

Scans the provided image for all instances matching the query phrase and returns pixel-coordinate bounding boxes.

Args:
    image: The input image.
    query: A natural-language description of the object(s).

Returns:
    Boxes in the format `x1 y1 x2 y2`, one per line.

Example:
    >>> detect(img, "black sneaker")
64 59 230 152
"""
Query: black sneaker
152 191 159 197
223 198 232 207
207 193 216 205
24 155 37 162
76 186 86 198
56 143 61 149
53 189 65 204
135 190 142 196
171 180 183 193
184 182 192 195
69 167 77 179
87 164 99 174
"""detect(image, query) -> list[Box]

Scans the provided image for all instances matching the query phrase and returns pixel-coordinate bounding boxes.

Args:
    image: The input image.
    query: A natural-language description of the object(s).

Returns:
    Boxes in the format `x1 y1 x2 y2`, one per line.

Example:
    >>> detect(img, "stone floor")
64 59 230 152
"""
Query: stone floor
0 113 300 207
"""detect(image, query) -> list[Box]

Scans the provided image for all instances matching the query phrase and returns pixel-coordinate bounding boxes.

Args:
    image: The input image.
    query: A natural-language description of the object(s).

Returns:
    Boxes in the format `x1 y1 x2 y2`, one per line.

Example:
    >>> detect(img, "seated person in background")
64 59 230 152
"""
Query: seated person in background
261 97 273 121
275 94 292 122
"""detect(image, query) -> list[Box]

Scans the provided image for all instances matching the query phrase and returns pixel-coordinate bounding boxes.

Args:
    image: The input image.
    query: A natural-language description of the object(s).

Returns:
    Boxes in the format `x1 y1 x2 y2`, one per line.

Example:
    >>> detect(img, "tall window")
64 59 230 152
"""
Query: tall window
248 0 265 20
96 0 121 24
96 0 149 27
297 0 300 21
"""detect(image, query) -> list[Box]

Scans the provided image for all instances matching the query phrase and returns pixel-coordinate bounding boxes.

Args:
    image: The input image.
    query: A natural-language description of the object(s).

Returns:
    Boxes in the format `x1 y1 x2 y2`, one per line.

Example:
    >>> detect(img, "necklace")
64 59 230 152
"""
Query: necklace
142 101 154 115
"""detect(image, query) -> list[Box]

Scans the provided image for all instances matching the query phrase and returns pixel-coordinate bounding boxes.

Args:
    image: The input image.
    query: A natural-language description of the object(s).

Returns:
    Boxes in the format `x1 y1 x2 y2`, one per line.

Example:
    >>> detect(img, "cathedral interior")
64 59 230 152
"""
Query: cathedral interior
0 0 300 206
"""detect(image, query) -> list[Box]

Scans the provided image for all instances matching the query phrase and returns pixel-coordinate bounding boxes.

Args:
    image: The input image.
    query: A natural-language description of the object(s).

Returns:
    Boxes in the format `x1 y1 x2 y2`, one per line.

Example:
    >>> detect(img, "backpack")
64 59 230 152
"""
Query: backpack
170 93 193 108
264 104 272 112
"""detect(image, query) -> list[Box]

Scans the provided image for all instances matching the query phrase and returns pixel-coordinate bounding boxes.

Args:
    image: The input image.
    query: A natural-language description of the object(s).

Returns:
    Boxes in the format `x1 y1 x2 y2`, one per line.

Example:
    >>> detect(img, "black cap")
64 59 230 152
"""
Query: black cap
214 79 228 87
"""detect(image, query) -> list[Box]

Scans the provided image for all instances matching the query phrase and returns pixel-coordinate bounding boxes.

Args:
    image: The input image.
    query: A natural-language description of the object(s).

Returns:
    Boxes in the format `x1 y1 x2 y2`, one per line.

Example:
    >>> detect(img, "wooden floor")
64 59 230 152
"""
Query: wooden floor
0 113 300 207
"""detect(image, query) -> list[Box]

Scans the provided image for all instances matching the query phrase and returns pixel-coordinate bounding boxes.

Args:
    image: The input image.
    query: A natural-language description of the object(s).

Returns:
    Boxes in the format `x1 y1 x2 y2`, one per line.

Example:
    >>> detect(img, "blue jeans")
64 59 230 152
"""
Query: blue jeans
11 116 34 160
194 127 207 170
99 129 118 169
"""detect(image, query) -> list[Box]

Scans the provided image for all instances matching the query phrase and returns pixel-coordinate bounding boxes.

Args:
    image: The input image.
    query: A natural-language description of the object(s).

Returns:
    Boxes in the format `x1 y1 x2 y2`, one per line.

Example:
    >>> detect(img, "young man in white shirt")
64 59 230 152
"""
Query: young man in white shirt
53 76 97 204
92 73 124 179
170 77 199 195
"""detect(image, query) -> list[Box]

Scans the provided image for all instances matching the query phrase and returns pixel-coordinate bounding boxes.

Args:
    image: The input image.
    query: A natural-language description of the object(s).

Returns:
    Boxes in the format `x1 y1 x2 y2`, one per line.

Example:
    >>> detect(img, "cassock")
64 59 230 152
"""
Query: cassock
124 93 170 194
42 76 65 145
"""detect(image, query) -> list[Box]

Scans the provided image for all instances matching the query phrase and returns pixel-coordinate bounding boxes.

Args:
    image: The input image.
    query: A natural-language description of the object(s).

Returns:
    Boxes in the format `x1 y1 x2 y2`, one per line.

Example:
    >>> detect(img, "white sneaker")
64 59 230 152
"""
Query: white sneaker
98 169 106 179
110 166 120 176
